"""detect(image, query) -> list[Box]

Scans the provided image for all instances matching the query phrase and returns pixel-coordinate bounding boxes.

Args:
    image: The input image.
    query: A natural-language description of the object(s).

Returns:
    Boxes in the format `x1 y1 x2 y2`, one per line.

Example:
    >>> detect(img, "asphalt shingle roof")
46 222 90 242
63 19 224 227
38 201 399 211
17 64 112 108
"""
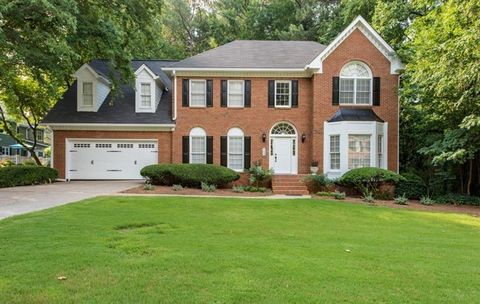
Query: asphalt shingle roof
42 60 176 125
170 40 327 69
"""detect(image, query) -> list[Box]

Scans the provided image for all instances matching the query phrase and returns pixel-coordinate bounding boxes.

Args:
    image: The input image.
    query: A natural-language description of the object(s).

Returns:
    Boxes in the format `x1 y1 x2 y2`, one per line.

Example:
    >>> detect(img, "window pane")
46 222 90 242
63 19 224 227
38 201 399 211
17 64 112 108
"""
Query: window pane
83 82 93 106
228 136 243 170
330 135 340 170
191 81 206 106
348 135 371 169
275 82 290 106
140 83 152 107
228 81 244 107
356 79 370 104
377 135 383 167
191 136 206 164
141 83 151 95
339 79 354 104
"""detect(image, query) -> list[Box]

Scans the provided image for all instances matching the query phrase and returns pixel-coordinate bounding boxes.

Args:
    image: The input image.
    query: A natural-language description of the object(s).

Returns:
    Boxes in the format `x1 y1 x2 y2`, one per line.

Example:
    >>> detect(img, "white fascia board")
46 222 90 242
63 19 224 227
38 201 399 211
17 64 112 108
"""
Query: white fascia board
73 63 111 85
162 67 306 72
134 64 159 79
306 15 405 74
43 123 175 132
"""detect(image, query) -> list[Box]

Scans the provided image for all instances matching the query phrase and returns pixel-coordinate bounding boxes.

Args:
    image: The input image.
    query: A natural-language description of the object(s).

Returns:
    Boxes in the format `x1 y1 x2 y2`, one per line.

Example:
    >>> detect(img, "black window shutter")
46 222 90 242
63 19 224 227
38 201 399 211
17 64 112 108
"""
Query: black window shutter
182 79 189 107
291 80 298 108
244 80 251 107
206 80 213 107
268 80 275 107
182 136 189 163
373 77 381 106
206 136 213 164
244 136 251 170
220 136 228 167
332 77 339 106
221 80 227 107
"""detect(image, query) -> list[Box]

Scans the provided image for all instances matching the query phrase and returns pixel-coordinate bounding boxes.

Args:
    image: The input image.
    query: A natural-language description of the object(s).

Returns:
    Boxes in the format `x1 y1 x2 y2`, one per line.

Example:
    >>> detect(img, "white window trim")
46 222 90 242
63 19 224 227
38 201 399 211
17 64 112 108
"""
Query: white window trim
189 79 207 108
227 128 244 172
274 80 292 108
347 134 372 170
377 134 384 168
339 61 372 106
329 134 341 171
189 127 207 164
227 80 244 108
139 82 153 109
81 81 94 108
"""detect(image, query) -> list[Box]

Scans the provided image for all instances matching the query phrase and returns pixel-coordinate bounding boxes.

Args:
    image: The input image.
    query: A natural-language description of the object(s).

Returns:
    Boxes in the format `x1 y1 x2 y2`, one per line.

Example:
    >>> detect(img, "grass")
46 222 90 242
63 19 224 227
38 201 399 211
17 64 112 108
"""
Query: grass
1 196 479 303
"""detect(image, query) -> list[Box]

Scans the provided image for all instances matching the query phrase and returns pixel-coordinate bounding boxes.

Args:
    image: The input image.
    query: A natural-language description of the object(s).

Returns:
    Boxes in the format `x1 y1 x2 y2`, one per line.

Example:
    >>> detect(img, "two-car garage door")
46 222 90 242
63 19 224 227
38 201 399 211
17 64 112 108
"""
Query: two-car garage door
67 140 158 180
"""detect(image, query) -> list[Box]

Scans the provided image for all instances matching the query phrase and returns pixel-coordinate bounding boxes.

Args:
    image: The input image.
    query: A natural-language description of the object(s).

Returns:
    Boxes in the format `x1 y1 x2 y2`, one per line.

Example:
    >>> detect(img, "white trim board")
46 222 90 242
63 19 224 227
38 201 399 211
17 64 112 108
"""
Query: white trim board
44 123 175 131
307 16 404 75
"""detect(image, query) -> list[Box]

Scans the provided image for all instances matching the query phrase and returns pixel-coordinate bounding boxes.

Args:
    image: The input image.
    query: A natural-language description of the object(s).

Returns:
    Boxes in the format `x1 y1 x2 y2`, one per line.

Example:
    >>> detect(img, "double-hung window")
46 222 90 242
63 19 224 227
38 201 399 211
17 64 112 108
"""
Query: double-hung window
140 83 152 108
377 135 383 167
227 128 244 171
275 80 291 107
190 80 207 107
228 80 244 107
348 135 371 169
190 127 206 164
339 62 372 105
82 82 93 106
330 135 340 170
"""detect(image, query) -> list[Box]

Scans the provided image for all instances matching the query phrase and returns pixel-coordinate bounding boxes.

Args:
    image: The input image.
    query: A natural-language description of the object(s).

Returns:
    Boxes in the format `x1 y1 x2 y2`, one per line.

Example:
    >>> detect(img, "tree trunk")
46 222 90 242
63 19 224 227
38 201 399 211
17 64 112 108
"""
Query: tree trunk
28 149 42 166
467 159 473 195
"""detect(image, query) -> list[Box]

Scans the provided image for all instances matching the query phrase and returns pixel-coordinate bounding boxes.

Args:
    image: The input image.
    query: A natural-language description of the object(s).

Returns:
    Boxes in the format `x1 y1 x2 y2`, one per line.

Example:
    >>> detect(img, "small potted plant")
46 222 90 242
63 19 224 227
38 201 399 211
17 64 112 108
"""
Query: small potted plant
310 160 319 174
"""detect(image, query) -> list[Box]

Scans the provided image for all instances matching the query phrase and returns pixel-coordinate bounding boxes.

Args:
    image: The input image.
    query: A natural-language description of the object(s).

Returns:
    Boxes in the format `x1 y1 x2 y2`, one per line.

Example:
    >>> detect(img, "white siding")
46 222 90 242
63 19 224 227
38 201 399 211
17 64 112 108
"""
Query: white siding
75 65 110 112
96 81 111 110
155 82 162 109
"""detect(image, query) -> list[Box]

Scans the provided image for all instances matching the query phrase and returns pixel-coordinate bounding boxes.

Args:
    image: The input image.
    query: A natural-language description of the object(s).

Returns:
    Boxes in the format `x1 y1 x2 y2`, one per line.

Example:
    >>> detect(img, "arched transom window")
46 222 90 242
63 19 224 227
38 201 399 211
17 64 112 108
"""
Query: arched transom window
189 127 206 164
339 62 372 105
271 123 296 135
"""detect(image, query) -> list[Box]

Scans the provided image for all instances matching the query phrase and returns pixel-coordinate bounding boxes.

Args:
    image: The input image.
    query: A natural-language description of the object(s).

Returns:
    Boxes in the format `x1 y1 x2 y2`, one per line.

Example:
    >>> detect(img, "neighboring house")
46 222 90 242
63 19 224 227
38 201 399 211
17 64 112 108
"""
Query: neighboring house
42 16 403 183
0 124 50 159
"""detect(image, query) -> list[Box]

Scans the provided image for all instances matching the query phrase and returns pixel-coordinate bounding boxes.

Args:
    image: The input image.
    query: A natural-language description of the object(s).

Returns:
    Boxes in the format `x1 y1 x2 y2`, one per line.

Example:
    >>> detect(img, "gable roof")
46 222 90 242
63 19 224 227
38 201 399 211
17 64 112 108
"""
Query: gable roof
42 60 177 126
308 16 404 74
168 40 327 70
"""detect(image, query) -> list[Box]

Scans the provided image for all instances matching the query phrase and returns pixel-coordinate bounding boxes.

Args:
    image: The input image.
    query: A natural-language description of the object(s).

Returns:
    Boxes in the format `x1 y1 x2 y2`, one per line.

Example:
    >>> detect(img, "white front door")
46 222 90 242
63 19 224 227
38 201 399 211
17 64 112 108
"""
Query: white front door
270 137 297 174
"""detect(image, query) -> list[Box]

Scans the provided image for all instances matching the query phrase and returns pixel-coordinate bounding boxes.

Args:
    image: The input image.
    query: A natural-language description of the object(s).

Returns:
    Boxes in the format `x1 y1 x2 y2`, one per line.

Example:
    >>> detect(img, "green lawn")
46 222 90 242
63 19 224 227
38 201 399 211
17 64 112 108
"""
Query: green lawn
1 197 479 303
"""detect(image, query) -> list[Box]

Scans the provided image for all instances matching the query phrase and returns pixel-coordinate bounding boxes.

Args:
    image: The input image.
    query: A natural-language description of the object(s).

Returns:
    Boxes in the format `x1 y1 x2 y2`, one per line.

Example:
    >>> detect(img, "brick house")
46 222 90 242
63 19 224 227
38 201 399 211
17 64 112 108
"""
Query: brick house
43 16 403 188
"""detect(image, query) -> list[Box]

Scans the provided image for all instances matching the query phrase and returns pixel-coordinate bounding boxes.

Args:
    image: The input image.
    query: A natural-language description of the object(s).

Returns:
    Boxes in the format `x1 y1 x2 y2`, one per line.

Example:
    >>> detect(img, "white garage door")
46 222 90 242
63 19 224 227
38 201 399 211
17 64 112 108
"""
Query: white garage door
67 140 158 180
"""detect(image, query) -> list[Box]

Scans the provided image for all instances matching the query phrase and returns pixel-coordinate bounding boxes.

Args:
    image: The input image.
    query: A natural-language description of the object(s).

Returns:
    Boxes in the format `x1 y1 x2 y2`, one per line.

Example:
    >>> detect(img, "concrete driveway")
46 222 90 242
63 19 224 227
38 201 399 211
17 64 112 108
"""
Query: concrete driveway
0 181 142 220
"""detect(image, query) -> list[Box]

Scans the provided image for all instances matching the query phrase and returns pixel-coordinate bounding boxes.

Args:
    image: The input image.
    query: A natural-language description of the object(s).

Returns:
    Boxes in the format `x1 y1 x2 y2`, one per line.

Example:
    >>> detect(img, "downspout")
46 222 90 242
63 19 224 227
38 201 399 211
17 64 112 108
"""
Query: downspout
173 70 177 121
397 73 402 173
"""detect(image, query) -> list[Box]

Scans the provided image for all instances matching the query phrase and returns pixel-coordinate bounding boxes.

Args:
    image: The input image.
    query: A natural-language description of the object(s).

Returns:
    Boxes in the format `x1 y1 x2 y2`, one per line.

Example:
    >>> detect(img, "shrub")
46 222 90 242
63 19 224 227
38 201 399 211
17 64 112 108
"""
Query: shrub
0 165 58 188
0 159 15 168
337 167 405 194
302 174 333 193
362 190 375 204
140 164 240 188
243 185 267 192
232 185 244 193
434 193 480 206
248 166 273 188
420 196 435 206
333 191 346 200
143 182 154 191
22 160 37 166
316 191 336 197
395 173 427 199
201 182 216 192
394 194 408 205
172 184 183 191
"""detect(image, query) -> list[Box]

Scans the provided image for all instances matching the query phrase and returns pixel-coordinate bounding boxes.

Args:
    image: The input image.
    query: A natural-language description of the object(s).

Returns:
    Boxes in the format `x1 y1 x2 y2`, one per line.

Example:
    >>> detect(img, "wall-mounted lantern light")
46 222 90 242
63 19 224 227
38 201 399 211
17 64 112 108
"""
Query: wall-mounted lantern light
301 133 306 143
262 133 267 142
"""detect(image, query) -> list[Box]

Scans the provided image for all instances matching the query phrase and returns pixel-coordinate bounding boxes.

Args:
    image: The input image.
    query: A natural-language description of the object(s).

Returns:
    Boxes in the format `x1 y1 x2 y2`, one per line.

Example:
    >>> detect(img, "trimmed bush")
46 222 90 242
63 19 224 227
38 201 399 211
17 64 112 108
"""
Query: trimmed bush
140 164 240 187
337 167 404 196
434 193 480 206
395 172 427 199
302 174 333 193
0 165 58 188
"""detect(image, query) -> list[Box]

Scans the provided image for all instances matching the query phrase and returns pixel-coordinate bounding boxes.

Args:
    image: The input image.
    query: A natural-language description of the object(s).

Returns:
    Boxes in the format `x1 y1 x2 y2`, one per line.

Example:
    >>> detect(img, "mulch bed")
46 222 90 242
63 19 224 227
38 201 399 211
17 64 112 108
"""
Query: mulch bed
316 195 480 217
122 185 272 197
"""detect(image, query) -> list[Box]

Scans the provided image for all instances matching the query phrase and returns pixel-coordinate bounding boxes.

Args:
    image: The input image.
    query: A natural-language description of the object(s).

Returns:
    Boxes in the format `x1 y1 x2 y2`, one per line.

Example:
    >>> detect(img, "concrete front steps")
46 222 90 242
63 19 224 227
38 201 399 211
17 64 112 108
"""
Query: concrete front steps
272 175 309 195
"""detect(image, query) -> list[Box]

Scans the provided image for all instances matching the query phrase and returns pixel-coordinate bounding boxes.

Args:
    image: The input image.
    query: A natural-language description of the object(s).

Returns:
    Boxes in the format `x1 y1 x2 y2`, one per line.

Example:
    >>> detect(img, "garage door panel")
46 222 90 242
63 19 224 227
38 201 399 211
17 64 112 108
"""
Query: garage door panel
68 140 157 180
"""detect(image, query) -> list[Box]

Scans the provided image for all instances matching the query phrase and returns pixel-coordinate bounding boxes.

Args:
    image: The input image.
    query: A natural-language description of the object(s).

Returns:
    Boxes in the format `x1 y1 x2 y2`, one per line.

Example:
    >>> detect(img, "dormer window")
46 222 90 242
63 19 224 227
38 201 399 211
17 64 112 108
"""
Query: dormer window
140 83 152 108
82 82 94 106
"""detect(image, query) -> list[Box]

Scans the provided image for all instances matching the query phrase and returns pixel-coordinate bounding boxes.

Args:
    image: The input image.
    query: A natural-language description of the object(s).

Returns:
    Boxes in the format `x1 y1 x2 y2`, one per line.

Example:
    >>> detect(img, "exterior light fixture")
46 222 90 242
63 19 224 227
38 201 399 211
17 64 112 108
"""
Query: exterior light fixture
262 133 267 142
302 133 306 143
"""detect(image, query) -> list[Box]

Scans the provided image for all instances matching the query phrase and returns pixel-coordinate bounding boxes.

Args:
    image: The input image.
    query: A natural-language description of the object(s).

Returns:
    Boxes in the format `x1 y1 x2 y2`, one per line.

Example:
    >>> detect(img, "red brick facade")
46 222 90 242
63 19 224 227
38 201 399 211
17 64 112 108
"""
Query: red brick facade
52 28 399 179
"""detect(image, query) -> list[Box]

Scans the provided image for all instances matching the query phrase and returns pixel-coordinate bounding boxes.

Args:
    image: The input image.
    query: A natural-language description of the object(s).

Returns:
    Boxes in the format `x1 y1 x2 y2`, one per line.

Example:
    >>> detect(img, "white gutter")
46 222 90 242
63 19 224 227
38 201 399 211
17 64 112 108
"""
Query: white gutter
173 70 177 121
162 67 307 72
43 123 176 132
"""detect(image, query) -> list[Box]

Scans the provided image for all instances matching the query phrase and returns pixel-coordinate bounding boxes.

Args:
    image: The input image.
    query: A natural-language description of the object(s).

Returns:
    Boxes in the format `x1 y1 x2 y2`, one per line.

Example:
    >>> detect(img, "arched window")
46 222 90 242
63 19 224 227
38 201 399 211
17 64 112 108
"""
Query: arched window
190 127 206 164
339 62 372 105
227 128 244 171
271 123 296 135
